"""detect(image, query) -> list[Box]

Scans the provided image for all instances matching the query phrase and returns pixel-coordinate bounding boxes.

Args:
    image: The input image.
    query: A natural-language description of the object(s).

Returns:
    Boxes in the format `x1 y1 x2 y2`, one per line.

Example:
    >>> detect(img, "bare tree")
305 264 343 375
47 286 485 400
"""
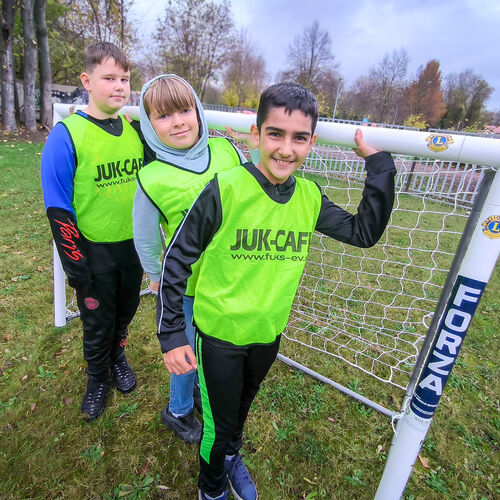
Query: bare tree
368 49 409 123
154 0 235 101
35 0 52 129
279 21 337 90
278 21 342 115
1 0 18 131
21 0 37 131
85 0 132 47
342 76 378 121
223 30 266 109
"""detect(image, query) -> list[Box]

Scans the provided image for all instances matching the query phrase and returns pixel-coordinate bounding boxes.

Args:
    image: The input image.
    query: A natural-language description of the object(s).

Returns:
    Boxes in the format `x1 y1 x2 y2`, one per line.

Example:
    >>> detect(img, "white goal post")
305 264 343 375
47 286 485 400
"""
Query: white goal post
50 104 500 499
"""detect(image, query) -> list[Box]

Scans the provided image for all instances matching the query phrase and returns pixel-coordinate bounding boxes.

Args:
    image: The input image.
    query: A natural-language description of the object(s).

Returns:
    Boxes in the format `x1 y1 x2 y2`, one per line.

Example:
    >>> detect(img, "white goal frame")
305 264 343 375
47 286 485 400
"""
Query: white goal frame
50 104 500 499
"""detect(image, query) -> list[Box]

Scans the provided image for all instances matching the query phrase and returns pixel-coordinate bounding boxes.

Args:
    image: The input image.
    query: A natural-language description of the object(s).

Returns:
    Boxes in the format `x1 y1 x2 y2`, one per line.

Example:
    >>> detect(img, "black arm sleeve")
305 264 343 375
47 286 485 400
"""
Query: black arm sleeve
47 207 92 292
315 151 396 247
157 178 222 353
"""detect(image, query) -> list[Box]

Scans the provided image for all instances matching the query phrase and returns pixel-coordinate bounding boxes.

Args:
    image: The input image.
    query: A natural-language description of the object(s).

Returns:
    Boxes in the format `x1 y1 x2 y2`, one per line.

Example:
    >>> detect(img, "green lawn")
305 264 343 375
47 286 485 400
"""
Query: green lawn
0 142 498 499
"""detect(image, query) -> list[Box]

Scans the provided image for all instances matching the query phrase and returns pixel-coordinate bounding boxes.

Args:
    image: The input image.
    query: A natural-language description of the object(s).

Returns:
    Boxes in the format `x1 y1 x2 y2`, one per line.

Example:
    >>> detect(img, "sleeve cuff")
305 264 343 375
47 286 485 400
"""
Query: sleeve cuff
158 332 189 354
365 151 396 175
148 272 161 282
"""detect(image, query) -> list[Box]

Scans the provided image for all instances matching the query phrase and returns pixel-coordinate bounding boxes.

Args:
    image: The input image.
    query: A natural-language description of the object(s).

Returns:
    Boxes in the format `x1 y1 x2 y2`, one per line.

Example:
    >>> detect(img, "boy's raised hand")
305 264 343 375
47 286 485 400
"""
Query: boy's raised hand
225 126 259 150
164 346 197 375
352 129 381 158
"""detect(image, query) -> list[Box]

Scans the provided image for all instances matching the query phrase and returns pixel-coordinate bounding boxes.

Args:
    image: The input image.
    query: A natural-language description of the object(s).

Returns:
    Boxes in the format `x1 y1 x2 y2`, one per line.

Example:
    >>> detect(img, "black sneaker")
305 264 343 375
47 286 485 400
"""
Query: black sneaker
112 357 136 393
193 384 202 413
81 379 109 421
161 406 202 443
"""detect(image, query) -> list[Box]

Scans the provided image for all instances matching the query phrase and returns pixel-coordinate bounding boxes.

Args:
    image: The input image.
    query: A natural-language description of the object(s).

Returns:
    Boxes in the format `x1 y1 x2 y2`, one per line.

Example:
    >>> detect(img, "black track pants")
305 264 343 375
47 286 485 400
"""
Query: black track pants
76 265 143 381
196 332 280 496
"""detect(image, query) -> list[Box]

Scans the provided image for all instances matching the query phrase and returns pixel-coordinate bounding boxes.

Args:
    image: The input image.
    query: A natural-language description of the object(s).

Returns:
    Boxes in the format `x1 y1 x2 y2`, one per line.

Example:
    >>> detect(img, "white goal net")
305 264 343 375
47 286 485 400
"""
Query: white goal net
53 104 495 415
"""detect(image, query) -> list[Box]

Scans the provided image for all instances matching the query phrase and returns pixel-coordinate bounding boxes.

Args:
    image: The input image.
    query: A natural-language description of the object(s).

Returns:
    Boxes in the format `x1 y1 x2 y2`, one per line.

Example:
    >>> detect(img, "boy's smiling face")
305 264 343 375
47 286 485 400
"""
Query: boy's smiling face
251 107 317 184
80 57 130 119
149 107 200 150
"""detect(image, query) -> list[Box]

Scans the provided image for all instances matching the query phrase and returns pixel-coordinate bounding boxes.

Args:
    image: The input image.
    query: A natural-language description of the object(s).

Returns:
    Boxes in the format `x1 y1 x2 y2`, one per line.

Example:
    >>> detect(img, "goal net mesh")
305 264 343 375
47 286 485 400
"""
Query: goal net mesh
63 126 490 409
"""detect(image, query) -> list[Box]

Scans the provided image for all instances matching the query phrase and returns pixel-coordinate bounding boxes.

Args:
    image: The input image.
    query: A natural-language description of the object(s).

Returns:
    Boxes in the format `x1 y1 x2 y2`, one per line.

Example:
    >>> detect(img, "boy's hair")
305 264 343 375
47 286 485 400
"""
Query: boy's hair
143 77 196 118
256 82 319 133
83 42 131 73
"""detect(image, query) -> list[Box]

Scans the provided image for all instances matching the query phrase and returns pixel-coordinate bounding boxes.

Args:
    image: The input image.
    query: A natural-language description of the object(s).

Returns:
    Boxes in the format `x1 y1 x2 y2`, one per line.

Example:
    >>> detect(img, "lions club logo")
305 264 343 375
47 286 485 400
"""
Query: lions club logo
482 215 500 239
426 134 454 152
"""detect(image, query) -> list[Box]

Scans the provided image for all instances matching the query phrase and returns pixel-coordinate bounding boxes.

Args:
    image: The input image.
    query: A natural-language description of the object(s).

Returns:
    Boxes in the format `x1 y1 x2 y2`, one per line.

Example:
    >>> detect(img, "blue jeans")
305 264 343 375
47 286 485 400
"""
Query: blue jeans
169 295 198 416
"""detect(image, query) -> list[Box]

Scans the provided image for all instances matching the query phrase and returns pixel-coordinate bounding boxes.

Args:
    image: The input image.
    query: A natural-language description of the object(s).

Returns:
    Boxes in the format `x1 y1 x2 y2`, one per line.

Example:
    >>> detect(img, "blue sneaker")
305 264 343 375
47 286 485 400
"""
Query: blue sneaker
198 489 229 500
224 454 258 500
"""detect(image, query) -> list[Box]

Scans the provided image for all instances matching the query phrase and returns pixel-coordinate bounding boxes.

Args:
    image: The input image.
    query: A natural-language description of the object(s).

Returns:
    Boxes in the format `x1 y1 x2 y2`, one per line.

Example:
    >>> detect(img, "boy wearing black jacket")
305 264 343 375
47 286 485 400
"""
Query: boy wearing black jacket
157 82 396 500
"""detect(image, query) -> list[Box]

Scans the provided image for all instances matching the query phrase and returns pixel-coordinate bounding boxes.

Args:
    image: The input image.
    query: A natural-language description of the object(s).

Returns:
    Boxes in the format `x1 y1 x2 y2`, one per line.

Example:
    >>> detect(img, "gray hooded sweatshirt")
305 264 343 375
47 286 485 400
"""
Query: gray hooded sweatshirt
132 74 249 282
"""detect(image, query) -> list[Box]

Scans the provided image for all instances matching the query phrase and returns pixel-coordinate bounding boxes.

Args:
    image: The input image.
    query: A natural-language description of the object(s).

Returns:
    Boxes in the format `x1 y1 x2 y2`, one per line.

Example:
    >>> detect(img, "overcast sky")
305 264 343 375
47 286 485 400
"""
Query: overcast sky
130 0 500 110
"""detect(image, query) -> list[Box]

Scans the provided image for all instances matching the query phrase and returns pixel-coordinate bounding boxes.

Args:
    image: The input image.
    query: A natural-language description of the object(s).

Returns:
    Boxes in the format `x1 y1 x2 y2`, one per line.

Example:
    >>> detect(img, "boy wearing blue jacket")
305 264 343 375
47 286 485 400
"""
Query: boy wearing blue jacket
41 42 143 421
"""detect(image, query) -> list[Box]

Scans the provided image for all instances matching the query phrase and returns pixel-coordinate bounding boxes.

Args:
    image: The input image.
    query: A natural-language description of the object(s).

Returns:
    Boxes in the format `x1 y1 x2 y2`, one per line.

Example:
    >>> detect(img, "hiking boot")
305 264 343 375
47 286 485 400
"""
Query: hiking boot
193 384 202 413
81 379 109 421
161 406 202 443
224 454 258 500
112 357 137 393
198 490 229 500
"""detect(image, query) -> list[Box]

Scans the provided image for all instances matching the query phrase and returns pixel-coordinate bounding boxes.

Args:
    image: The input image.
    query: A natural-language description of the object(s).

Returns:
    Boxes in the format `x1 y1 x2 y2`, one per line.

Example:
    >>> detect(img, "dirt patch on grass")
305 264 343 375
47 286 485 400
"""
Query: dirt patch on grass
1 123 49 143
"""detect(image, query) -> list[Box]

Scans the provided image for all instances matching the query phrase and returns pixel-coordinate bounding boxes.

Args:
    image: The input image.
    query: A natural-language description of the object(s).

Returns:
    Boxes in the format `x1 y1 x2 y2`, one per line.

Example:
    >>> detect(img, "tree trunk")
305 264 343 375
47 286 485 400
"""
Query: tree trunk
1 0 18 132
21 0 37 131
34 0 52 129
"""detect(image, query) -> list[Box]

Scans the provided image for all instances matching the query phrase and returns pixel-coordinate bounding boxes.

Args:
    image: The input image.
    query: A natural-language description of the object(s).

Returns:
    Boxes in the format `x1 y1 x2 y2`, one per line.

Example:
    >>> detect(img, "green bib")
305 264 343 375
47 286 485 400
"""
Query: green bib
194 167 322 345
64 113 143 242
137 137 241 295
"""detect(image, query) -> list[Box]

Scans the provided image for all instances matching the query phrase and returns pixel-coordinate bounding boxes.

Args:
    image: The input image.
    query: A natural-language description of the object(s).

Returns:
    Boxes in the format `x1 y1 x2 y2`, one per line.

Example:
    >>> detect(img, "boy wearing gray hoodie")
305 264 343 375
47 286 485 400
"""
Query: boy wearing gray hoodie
133 75 253 443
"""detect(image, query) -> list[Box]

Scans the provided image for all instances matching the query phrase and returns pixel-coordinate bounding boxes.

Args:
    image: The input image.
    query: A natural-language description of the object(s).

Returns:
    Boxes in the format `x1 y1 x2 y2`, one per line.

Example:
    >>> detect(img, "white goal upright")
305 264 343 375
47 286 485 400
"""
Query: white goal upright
50 104 500 499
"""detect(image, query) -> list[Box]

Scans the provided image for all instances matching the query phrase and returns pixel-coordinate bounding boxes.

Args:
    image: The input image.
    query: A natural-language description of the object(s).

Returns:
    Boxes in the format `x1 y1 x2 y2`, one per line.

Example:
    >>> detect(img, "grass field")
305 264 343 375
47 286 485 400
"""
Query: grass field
0 141 498 499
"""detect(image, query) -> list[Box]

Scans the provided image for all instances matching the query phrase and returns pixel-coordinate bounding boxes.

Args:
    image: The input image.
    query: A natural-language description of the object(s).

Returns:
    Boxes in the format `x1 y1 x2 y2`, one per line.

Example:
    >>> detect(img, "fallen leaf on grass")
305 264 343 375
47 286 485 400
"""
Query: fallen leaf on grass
139 457 154 475
64 398 72 405
30 403 36 412
4 334 12 341
303 477 318 485
11 275 30 283
418 454 430 468
21 375 28 381
377 445 384 454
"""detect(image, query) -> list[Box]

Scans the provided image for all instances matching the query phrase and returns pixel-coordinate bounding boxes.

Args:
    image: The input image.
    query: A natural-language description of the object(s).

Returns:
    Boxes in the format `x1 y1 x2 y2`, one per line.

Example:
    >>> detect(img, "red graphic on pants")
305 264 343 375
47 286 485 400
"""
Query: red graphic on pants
119 338 128 348
84 297 100 310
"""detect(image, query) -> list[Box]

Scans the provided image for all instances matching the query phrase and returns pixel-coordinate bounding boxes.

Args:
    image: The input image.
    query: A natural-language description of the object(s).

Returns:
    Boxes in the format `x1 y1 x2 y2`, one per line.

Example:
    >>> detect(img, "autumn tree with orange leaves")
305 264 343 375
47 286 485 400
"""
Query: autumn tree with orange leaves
405 60 446 127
